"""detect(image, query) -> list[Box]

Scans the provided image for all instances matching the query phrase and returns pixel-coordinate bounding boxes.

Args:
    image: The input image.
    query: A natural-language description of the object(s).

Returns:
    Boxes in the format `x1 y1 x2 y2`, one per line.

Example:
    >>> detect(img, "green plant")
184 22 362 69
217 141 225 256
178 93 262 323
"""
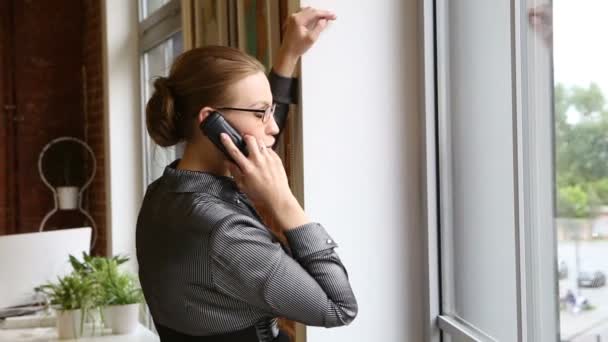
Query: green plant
70 253 143 306
35 253 142 337
69 253 128 276
101 271 144 305
35 271 103 336
35 272 101 311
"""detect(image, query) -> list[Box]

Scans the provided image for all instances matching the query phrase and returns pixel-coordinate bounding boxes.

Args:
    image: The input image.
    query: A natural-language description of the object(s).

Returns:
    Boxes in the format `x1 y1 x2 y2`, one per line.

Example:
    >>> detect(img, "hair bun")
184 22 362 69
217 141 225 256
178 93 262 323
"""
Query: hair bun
153 77 171 93
146 76 181 147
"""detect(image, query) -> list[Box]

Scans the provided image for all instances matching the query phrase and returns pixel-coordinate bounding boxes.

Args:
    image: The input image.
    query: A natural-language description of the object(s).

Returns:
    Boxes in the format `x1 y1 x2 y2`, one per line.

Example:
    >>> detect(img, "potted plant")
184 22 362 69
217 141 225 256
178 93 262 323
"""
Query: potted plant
71 253 144 335
99 270 144 334
56 185 79 210
35 271 102 339
56 151 79 210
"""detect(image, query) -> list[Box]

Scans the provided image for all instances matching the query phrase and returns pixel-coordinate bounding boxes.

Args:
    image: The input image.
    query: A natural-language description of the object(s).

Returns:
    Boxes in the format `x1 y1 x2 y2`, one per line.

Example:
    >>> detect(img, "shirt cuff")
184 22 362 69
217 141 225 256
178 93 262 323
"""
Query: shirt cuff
269 70 298 105
284 223 338 260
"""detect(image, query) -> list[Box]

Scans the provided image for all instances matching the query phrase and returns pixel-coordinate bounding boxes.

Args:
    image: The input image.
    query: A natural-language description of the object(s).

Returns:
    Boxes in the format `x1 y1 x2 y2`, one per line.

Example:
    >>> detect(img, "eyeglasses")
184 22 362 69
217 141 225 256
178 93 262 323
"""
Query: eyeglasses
217 103 276 123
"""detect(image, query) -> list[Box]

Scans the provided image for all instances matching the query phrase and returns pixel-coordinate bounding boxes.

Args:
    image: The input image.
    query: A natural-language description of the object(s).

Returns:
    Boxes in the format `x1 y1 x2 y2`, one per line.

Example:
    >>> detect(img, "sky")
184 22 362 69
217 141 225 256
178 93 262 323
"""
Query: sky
553 0 608 98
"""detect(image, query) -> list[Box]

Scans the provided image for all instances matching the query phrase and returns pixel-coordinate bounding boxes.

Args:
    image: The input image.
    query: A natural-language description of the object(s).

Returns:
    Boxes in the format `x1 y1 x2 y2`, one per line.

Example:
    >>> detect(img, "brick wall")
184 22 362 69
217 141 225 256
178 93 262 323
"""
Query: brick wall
83 0 107 256
12 0 85 233
1 0 106 256
0 1 14 235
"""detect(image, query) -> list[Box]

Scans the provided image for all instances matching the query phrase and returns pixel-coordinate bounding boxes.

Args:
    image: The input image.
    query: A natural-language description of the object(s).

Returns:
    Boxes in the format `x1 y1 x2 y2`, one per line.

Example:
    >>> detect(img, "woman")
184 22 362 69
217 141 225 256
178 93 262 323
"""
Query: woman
136 7 357 342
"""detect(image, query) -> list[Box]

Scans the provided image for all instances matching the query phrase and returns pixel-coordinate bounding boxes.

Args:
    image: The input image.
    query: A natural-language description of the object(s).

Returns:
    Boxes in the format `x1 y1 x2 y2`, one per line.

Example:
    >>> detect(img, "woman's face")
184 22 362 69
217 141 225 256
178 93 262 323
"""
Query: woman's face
217 71 279 148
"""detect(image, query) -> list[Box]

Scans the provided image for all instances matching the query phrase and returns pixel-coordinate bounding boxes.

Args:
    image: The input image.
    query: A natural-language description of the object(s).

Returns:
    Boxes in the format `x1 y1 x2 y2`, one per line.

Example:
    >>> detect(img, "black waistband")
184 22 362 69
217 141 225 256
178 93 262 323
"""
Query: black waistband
154 322 286 342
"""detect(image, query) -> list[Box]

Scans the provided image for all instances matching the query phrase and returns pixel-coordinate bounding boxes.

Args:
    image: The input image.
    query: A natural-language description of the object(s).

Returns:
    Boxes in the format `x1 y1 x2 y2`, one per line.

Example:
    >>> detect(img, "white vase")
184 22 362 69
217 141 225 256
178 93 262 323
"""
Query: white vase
103 304 139 335
57 186 79 210
56 309 83 340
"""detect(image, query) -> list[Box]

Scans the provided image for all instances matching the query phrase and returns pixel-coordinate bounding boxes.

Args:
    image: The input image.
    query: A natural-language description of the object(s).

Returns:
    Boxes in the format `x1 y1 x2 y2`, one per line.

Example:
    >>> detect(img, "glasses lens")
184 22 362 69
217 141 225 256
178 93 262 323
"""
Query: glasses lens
264 104 276 123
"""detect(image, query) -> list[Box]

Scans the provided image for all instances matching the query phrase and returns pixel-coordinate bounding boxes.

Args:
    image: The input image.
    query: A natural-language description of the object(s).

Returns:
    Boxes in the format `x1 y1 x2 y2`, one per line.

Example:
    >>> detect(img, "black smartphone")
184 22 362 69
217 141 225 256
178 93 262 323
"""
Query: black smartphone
200 111 248 161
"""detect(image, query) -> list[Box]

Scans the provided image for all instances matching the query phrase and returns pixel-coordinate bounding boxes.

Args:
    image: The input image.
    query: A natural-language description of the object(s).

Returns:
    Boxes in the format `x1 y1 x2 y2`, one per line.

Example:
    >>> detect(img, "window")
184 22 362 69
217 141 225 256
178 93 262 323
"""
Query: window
553 1 608 340
136 1 184 331
141 0 170 19
138 0 183 186
427 0 608 341
433 1 523 340
427 0 558 341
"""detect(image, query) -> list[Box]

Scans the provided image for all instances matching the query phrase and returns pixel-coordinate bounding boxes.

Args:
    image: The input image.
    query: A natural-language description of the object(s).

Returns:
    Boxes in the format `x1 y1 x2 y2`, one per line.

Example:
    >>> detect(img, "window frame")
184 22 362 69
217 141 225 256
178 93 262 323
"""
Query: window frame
139 0 181 52
423 0 560 341
138 0 183 189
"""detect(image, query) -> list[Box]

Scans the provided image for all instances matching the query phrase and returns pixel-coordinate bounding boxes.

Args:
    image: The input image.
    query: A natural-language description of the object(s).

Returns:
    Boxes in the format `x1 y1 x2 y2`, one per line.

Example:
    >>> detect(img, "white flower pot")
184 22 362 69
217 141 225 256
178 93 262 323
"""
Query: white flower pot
57 186 79 210
56 309 83 339
103 304 139 335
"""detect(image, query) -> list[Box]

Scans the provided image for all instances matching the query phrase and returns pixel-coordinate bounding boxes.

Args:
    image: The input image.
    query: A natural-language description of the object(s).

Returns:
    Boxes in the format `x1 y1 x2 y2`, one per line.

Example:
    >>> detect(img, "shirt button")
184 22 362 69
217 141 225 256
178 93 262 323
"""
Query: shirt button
235 198 241 204
326 239 333 244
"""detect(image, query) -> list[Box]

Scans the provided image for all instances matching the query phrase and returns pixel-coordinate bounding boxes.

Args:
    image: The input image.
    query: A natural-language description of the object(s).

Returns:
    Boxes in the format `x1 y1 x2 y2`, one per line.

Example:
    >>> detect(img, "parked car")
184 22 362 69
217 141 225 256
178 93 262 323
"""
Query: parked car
578 271 607 288
558 260 568 280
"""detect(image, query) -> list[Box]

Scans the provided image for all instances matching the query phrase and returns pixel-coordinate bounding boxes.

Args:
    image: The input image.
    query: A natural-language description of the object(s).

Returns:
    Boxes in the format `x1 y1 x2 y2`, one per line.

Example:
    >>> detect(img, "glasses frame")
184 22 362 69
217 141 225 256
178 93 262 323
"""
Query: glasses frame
217 103 276 123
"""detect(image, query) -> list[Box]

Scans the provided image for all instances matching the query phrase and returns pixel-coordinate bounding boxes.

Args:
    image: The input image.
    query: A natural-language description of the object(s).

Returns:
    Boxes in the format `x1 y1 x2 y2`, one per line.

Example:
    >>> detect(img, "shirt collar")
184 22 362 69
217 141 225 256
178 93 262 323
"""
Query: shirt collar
161 159 240 200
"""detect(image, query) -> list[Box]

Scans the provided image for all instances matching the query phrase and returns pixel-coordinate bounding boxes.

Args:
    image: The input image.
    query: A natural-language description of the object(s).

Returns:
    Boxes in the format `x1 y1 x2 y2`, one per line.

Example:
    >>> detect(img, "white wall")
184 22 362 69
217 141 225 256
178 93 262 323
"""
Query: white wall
102 0 143 272
299 1 425 341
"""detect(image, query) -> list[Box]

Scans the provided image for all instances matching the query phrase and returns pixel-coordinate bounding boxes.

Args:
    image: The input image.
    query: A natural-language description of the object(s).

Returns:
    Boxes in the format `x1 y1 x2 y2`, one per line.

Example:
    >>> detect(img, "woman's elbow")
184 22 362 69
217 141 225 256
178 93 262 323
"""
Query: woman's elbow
326 298 358 328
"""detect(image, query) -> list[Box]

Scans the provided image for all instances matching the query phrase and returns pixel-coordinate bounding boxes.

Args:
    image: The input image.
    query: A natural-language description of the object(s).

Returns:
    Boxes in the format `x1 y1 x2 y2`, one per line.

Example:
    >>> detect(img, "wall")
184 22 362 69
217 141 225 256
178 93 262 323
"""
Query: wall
102 0 143 271
0 0 106 251
84 0 107 256
0 1 10 234
10 0 84 234
299 1 425 341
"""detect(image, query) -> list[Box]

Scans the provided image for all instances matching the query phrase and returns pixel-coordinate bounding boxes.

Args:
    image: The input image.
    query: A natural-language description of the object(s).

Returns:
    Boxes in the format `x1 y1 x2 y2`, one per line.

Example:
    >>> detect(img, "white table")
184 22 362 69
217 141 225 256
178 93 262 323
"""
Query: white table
0 323 159 342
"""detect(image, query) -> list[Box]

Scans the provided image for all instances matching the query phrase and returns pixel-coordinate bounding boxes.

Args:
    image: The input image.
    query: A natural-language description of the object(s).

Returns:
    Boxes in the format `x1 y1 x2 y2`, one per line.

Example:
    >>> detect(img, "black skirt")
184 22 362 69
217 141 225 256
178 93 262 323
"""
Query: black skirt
154 322 290 342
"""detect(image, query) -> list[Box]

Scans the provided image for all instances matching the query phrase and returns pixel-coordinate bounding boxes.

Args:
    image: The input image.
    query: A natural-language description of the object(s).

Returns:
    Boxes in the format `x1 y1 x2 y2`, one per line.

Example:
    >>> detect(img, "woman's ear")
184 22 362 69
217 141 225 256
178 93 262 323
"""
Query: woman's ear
198 107 216 125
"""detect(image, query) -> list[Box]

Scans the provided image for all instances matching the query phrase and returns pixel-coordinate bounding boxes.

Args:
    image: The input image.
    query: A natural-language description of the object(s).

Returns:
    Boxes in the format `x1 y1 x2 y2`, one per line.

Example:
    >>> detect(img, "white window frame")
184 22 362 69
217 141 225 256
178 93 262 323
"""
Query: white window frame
138 0 183 189
422 0 559 341
135 1 184 332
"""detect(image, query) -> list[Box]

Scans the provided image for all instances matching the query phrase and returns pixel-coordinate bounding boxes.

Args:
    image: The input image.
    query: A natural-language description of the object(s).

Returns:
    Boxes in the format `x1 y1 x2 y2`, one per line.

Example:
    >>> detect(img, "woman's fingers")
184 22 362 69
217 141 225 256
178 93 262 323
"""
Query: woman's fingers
220 133 252 171
258 139 269 156
295 7 336 26
221 133 272 171
277 7 336 61
309 19 328 42
243 135 263 161
222 134 282 199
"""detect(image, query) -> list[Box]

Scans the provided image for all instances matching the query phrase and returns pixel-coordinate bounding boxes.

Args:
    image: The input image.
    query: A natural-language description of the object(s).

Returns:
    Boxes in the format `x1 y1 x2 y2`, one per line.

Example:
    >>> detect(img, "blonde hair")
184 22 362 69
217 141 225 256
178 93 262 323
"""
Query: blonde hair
146 45 265 147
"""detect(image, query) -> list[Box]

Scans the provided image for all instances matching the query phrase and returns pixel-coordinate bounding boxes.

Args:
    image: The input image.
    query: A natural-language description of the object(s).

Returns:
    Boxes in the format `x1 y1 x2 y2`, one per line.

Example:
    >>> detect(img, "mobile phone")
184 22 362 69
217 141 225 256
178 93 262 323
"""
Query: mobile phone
200 111 249 161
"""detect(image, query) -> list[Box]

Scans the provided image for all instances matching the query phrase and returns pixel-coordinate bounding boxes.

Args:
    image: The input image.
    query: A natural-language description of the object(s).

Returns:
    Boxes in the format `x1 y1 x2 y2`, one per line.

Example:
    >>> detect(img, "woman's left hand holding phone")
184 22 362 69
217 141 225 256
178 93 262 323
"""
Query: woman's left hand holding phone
220 133 309 231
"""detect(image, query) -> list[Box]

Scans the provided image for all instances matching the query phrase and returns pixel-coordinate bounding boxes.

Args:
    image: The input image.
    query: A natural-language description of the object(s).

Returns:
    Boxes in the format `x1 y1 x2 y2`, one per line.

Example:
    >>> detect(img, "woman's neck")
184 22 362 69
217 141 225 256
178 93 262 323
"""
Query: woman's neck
176 141 229 177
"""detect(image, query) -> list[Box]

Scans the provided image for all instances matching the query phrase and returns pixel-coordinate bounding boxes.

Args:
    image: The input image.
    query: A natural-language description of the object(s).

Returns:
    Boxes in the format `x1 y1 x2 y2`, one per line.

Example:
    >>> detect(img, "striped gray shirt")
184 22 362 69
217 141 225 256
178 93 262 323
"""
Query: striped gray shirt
136 163 358 338
136 72 357 339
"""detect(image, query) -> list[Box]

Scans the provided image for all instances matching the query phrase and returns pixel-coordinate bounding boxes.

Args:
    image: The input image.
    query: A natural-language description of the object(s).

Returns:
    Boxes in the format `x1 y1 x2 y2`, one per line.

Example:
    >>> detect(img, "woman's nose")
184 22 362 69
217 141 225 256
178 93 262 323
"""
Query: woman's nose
266 115 280 136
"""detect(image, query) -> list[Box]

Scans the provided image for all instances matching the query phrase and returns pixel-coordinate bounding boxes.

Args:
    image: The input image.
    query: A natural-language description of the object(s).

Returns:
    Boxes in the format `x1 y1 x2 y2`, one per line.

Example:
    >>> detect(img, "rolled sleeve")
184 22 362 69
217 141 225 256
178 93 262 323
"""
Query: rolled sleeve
268 70 297 142
284 223 339 261
268 70 298 105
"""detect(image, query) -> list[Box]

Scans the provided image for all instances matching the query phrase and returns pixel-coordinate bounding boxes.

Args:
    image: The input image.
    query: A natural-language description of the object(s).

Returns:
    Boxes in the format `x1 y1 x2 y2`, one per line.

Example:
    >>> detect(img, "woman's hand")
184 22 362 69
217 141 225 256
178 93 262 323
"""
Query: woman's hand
221 133 309 230
528 4 552 48
273 7 337 77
